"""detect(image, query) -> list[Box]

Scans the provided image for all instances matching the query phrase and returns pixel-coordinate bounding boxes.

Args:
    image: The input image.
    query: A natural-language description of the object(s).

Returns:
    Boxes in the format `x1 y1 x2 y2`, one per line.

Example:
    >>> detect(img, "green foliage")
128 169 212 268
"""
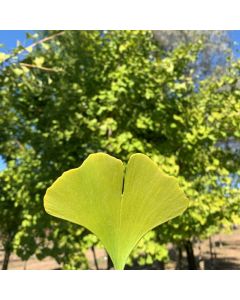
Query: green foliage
126 230 169 269
0 30 240 269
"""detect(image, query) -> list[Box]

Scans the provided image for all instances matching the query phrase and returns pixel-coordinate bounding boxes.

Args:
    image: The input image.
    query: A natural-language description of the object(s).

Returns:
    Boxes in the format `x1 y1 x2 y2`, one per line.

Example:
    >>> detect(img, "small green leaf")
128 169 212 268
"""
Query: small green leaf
44 153 188 270
34 57 45 67
0 52 10 63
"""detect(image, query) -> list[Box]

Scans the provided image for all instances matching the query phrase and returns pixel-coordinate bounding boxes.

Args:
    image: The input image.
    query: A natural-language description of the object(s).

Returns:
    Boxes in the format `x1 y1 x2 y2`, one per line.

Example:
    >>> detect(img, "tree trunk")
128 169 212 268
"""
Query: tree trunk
23 260 28 270
218 235 223 248
184 240 197 270
2 234 15 270
176 245 183 269
106 253 114 270
2 248 11 270
159 260 165 270
197 240 204 270
91 246 99 270
209 237 216 269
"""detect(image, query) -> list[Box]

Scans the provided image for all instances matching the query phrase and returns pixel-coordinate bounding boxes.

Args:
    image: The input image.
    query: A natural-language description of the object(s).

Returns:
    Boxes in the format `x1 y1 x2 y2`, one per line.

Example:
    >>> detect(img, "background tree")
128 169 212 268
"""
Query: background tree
0 30 239 269
153 30 233 77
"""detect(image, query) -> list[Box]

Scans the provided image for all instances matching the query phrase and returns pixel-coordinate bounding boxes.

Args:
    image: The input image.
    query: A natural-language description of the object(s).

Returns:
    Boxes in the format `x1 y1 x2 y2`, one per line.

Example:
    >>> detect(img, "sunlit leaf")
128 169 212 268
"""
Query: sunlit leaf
44 153 188 269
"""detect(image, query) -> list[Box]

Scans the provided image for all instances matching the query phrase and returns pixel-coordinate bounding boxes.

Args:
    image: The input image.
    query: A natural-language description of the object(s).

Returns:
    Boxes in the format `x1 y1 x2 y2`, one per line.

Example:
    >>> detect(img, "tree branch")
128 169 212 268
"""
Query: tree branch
25 31 65 51
20 63 60 72
2 31 65 65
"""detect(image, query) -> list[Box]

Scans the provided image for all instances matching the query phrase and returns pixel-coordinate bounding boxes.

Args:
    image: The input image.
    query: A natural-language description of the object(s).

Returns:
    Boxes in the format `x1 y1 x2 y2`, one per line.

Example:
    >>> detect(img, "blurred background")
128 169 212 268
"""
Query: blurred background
0 30 240 270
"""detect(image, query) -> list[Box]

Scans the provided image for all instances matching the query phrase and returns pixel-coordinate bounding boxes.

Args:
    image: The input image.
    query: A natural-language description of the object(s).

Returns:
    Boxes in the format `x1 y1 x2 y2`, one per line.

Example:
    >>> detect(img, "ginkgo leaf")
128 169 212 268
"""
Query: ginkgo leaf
44 153 188 270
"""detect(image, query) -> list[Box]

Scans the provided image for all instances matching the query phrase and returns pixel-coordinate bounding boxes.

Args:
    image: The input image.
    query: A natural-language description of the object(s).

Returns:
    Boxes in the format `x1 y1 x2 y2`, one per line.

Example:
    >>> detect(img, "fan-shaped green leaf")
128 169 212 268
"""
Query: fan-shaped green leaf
44 153 188 269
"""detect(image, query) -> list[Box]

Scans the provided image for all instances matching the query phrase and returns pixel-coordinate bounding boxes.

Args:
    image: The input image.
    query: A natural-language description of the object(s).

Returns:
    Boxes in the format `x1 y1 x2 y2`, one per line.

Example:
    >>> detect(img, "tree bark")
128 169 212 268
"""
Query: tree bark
106 253 114 270
176 245 183 269
197 240 204 270
2 234 15 270
184 240 197 270
2 248 11 270
158 260 165 270
91 246 99 270
209 237 216 268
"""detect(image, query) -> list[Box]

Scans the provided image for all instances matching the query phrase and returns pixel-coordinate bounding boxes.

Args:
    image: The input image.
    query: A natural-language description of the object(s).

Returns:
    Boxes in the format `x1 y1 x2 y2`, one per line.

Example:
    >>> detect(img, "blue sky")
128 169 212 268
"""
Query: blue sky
228 31 240 57
0 157 6 171
0 30 240 171
0 30 240 54
228 30 240 43
0 30 35 53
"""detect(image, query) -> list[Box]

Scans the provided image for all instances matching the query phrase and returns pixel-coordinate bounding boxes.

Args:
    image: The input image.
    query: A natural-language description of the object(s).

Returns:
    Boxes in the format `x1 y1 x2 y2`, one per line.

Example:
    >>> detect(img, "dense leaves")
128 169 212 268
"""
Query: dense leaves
0 30 239 269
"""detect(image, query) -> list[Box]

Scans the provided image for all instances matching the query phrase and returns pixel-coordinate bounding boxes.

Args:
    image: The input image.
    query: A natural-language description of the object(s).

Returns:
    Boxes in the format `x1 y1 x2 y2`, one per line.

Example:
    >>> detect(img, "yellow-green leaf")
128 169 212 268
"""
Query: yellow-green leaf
44 153 188 270
34 57 45 67
0 52 10 63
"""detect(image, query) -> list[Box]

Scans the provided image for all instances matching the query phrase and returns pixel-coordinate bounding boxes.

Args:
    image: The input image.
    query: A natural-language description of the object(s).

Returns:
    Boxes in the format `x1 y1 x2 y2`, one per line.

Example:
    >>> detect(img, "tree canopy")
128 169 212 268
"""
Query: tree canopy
0 30 239 269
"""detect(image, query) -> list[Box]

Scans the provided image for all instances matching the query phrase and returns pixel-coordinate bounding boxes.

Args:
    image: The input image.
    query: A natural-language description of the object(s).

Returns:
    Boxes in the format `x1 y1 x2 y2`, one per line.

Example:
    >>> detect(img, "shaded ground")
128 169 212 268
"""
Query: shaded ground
164 229 240 270
1 229 240 270
201 229 240 270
